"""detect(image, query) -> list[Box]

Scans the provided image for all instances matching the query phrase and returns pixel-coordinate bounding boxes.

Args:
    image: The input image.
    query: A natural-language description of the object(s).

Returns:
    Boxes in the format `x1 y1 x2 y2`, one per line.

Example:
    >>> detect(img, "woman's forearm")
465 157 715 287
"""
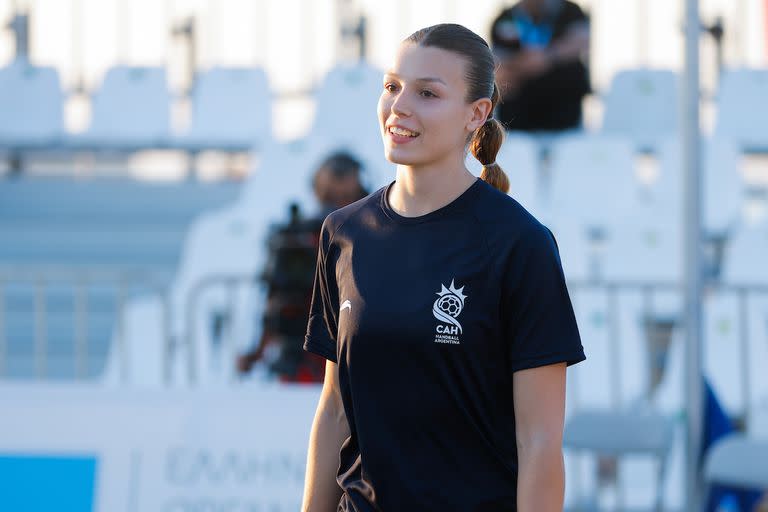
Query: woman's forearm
517 442 565 512
301 366 351 512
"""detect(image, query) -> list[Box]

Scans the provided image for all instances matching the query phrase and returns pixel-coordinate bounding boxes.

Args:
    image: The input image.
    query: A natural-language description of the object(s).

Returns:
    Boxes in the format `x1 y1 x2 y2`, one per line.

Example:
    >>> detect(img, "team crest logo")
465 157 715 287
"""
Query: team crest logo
433 279 467 337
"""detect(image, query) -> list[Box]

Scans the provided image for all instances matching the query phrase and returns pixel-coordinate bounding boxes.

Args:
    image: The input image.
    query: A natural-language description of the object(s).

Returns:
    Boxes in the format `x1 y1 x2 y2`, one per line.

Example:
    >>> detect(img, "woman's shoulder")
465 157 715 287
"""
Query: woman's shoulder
471 179 544 234
468 180 560 260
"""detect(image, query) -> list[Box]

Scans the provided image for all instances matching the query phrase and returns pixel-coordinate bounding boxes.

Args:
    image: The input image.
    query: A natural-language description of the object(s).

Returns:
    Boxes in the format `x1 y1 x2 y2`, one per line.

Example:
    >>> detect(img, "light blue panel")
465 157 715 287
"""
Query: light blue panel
0 455 98 511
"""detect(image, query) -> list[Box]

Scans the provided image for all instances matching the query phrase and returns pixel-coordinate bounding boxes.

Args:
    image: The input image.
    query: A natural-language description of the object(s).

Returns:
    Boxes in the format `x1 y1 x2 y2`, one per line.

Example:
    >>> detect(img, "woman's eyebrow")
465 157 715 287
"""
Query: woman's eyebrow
384 72 447 85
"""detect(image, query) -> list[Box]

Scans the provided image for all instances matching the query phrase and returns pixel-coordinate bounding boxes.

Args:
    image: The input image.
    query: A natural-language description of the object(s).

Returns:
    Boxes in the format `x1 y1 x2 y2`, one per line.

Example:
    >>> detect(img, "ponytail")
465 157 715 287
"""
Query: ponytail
469 83 509 193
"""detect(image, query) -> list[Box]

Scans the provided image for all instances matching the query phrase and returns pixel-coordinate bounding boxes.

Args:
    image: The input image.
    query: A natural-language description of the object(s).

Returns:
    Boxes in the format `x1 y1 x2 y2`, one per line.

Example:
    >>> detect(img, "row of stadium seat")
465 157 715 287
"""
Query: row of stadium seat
469 134 765 283
1 58 767 152
0 59 382 153
602 68 768 151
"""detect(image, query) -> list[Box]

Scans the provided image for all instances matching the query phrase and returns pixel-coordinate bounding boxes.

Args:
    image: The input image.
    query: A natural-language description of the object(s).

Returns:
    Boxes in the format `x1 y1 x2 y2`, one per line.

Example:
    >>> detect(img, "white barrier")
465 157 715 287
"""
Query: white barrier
0 382 321 512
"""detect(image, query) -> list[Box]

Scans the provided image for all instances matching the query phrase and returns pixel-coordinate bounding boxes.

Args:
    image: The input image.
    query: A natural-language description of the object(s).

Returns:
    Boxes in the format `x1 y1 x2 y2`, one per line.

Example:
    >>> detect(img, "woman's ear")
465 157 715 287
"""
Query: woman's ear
466 97 493 132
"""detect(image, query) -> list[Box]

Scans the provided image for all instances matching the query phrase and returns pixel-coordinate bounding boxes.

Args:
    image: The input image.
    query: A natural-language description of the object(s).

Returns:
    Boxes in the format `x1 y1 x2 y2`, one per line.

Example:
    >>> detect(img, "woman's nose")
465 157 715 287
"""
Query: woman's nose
390 92 412 117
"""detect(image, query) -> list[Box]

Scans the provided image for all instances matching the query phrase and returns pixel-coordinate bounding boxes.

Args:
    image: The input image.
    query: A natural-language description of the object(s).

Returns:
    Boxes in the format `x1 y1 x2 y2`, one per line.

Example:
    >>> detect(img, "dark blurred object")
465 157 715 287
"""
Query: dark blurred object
236 152 367 382
250 203 325 381
7 11 30 60
171 16 197 96
490 0 591 132
643 315 677 398
312 152 369 217
704 17 725 76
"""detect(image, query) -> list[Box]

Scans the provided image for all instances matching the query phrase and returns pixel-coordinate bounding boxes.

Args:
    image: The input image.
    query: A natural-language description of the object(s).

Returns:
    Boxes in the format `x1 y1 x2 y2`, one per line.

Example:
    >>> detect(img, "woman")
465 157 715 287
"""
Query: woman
301 23 585 511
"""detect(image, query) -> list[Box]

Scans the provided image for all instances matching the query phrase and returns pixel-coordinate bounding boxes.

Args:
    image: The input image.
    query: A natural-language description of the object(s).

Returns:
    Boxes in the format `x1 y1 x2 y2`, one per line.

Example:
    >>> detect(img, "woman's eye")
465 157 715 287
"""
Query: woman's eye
420 90 436 98
384 83 398 92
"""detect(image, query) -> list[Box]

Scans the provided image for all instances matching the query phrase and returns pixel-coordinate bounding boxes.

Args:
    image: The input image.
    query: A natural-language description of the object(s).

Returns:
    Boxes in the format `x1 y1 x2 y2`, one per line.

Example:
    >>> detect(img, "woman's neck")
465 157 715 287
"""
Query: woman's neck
388 158 476 218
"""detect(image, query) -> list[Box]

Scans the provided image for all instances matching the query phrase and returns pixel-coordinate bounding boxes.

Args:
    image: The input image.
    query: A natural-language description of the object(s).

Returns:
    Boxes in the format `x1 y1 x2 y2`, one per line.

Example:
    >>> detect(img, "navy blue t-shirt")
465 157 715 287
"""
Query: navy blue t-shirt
304 177 585 511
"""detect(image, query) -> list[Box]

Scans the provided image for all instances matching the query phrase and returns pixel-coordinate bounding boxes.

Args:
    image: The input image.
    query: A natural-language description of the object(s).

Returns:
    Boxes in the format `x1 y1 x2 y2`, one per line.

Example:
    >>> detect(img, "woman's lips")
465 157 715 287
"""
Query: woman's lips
386 126 420 144
388 131 418 144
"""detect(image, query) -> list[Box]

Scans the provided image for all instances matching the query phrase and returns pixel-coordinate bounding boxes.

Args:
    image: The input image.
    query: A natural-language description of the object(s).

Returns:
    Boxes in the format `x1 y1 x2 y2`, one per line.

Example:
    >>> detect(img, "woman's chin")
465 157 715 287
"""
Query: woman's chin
383 148 423 166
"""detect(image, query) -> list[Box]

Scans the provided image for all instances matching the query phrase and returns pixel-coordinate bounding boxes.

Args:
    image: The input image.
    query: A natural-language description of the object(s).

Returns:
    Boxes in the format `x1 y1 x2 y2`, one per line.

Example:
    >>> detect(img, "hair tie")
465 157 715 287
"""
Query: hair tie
483 161 497 167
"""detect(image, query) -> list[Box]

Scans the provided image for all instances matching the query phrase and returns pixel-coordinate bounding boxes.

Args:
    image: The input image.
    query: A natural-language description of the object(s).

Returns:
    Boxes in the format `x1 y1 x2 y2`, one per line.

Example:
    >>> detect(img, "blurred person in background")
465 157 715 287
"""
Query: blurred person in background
301 23 584 511
757 493 768 512
490 0 590 132
235 152 368 383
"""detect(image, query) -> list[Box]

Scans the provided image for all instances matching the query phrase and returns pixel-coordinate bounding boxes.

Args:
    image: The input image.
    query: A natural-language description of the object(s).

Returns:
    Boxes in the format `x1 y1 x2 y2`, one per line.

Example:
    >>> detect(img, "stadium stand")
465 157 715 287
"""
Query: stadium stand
100 133 393 386
0 178 239 379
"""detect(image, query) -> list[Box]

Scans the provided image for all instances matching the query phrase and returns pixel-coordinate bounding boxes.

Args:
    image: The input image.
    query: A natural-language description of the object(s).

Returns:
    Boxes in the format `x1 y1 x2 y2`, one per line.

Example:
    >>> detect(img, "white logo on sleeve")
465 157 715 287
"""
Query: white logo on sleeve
340 300 352 313
433 279 467 344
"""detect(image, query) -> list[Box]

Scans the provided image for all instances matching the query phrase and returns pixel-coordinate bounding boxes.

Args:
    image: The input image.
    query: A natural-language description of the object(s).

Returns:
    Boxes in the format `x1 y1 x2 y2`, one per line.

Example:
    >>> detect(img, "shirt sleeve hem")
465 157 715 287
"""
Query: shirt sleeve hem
510 349 586 373
303 337 337 363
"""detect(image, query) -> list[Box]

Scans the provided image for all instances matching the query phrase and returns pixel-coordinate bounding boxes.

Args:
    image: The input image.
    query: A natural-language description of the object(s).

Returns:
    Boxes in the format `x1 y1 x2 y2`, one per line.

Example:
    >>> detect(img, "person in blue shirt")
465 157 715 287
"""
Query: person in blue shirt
491 0 591 132
301 23 585 511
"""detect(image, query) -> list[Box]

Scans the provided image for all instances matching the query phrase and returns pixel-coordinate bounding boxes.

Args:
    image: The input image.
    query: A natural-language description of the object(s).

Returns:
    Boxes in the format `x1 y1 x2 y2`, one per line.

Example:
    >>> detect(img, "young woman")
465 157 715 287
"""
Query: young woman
300 23 585 512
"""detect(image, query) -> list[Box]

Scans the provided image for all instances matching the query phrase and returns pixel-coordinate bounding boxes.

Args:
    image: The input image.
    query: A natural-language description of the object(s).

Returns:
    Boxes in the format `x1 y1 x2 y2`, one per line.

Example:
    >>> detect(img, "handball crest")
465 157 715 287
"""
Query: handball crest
433 279 467 335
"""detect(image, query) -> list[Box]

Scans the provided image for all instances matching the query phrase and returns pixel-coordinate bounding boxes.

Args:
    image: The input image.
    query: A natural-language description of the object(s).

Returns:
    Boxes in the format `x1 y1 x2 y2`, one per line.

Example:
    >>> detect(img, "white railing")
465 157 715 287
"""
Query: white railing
0 265 171 380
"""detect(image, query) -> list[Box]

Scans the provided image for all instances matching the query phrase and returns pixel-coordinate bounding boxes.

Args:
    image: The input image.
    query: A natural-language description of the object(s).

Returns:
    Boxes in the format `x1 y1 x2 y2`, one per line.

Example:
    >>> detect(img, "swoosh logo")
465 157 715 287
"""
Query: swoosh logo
340 300 352 312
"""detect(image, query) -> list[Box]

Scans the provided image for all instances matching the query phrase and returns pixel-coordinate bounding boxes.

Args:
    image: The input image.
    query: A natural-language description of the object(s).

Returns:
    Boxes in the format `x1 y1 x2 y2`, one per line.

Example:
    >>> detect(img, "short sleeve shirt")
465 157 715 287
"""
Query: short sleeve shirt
304 178 585 511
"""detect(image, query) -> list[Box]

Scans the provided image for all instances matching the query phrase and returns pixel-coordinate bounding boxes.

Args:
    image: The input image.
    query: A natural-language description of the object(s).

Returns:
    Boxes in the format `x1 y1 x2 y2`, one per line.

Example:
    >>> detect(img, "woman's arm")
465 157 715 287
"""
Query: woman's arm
301 359 351 512
513 362 568 512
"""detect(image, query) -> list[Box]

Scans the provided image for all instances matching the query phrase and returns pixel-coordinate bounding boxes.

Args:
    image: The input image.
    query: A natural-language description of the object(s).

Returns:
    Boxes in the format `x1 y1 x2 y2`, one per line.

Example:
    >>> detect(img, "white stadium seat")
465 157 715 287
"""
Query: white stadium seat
602 69 680 151
721 221 768 285
312 62 384 159
184 66 272 149
655 138 744 234
0 58 64 145
567 288 649 410
547 218 594 283
715 68 768 150
602 214 683 284
703 292 749 418
547 135 638 228
82 66 171 147
495 134 540 215
465 134 540 216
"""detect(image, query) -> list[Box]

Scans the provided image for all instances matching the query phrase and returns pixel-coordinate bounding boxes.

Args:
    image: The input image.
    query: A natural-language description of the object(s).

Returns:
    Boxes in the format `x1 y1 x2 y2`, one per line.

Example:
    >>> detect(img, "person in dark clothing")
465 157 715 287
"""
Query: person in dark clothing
235 152 367 383
491 0 591 132
301 23 585 511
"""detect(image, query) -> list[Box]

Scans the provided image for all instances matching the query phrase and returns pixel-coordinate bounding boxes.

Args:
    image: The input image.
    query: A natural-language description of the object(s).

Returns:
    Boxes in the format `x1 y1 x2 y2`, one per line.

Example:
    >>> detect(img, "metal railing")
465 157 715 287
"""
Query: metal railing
180 274 768 412
183 273 261 385
3 266 765 405
567 279 768 427
0 265 171 381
